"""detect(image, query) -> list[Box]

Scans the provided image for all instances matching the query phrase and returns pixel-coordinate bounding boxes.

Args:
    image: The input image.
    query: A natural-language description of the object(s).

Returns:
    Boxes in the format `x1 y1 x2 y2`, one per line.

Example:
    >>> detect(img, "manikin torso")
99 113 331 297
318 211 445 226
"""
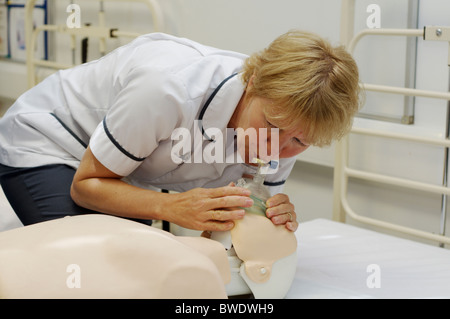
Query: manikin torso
0 213 297 299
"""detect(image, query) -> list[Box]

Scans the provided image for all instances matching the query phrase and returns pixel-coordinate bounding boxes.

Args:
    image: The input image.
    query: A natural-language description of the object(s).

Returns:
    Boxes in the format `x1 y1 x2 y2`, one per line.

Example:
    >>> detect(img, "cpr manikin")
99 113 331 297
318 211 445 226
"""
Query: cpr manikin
0 162 297 299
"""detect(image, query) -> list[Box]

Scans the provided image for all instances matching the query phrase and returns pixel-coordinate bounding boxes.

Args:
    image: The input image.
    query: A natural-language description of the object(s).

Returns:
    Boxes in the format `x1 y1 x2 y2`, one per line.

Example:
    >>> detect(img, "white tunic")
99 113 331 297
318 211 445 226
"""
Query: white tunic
0 33 295 195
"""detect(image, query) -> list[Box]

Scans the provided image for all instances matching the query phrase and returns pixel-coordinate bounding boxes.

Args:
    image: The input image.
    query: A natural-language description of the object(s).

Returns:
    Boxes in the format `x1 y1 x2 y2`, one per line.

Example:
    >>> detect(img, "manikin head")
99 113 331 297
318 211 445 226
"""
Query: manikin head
211 213 297 298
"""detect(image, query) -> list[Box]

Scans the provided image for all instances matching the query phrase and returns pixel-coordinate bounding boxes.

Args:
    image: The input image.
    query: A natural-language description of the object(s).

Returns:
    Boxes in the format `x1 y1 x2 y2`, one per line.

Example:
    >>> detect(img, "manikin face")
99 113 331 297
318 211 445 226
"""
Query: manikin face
230 93 310 164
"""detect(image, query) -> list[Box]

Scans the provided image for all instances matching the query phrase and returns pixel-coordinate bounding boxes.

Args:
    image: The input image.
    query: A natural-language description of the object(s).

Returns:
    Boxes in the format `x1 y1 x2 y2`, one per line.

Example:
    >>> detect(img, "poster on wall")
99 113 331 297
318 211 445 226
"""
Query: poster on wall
7 0 47 62
0 4 7 57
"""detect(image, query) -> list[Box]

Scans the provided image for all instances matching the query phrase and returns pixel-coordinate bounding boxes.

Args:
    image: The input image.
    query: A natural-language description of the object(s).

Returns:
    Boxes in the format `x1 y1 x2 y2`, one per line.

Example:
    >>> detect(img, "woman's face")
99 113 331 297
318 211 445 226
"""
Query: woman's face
232 94 310 164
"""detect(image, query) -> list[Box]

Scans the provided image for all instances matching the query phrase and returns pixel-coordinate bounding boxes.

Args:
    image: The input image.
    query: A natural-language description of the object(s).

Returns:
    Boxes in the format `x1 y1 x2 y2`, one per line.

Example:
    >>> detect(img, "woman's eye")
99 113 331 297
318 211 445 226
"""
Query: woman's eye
294 138 307 147
266 119 277 128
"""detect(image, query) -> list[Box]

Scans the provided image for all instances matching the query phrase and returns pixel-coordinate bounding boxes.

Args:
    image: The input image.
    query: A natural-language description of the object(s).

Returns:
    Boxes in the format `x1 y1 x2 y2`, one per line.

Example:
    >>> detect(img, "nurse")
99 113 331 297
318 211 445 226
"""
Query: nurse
0 30 360 232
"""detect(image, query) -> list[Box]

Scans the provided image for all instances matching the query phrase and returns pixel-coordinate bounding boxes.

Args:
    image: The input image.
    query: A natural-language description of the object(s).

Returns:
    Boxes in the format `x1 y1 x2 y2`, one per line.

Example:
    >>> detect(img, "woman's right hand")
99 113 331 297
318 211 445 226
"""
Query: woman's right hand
165 186 254 232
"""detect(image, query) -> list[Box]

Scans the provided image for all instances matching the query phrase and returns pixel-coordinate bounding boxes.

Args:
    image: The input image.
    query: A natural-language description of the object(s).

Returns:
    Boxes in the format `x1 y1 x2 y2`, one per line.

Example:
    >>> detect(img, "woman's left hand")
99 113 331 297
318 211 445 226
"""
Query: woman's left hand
265 193 298 232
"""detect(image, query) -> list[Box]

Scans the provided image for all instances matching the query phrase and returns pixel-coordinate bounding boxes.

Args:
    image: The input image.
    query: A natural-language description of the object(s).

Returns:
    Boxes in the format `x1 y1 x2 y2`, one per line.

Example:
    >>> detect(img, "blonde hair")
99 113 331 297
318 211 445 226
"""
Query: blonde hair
241 30 362 147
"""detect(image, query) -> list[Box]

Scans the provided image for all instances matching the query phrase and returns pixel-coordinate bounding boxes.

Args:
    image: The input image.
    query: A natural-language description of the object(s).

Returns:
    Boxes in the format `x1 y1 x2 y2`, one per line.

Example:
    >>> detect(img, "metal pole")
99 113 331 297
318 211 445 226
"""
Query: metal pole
70 0 76 65
440 71 450 247
333 0 355 222
99 1 106 57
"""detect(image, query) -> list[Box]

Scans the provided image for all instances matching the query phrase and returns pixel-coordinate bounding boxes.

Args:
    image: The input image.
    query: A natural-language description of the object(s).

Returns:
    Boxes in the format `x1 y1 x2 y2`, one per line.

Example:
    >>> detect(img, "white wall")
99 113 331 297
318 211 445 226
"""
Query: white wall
1 0 450 246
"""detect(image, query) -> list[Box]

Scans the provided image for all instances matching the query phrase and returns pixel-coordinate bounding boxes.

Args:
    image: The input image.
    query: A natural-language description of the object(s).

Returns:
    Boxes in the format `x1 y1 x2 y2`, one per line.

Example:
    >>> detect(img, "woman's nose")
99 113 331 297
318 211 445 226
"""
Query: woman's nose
262 130 293 160
277 131 292 149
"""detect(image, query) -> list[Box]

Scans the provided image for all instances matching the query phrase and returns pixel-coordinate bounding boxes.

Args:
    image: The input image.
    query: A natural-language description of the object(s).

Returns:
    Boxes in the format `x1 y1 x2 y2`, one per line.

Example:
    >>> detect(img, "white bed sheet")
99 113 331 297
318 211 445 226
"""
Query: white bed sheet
286 219 450 299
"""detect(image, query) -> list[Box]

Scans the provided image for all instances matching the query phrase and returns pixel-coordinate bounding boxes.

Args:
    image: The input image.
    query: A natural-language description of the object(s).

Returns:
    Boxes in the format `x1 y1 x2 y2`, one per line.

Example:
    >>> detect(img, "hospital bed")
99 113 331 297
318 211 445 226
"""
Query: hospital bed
1 0 450 299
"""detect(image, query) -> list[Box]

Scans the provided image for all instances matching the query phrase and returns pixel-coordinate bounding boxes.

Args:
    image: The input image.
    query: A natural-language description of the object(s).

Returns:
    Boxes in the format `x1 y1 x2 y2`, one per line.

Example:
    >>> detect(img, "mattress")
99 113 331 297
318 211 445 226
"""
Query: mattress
286 219 450 299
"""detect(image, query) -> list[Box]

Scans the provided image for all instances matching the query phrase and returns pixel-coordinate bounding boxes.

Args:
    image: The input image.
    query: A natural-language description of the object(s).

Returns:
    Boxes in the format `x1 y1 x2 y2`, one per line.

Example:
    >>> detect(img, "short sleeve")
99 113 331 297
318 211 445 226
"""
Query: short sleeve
89 66 187 176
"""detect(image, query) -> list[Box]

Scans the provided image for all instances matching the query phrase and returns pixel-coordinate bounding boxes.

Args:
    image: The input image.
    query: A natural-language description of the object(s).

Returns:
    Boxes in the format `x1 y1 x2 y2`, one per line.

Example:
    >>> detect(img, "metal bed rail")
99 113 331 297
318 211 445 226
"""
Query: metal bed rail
25 0 164 88
333 22 450 245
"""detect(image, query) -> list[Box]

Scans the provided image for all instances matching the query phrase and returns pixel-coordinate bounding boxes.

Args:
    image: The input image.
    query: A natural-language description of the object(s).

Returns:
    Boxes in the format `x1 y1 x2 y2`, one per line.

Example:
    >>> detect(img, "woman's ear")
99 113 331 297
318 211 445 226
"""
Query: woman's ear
248 73 256 89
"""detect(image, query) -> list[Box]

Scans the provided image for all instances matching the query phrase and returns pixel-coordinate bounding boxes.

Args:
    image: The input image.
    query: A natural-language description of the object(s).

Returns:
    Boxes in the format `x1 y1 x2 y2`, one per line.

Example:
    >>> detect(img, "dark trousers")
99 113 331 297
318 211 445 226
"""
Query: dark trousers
0 163 152 226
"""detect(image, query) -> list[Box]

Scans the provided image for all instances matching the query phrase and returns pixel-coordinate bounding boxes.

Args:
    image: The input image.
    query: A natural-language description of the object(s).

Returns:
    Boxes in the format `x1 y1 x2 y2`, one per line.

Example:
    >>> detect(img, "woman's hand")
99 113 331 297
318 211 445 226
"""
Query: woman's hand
166 186 253 232
266 193 298 232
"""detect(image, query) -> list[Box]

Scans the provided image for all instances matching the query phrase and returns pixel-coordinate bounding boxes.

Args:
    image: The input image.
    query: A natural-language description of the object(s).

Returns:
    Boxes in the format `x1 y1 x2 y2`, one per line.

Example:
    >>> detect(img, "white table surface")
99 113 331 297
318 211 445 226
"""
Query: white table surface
286 219 450 299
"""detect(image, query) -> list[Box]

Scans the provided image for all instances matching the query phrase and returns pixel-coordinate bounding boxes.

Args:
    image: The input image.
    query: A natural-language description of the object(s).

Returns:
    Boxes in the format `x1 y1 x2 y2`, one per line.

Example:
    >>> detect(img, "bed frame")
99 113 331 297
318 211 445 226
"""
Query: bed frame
334 0 450 246
24 0 164 88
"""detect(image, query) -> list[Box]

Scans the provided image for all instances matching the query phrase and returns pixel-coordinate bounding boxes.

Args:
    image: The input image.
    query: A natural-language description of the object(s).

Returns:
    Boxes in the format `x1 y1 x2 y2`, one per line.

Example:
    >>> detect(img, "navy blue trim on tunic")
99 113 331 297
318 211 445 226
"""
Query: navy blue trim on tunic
50 113 88 148
264 180 286 187
102 118 146 162
197 73 238 141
